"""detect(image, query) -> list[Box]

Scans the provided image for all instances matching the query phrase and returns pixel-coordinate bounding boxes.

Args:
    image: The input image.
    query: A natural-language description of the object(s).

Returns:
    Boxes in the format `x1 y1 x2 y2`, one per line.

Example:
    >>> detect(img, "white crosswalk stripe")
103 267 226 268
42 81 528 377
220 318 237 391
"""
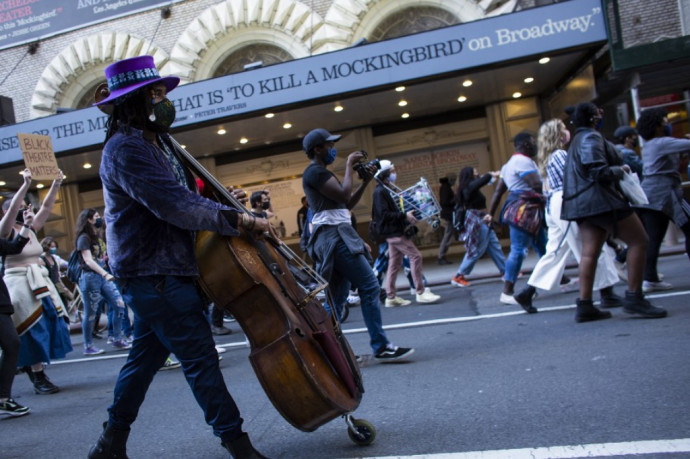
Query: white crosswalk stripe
349 438 690 458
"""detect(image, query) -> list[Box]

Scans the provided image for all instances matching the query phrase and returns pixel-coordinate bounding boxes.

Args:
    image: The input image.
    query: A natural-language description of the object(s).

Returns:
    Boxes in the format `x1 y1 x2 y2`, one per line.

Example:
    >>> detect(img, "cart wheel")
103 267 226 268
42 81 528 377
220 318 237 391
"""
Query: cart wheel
347 417 376 446
432 220 440 229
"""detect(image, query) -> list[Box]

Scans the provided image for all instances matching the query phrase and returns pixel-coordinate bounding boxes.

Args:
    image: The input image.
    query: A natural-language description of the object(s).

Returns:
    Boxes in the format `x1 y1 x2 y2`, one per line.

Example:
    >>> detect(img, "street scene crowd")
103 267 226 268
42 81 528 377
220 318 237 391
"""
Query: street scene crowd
0 56 688 459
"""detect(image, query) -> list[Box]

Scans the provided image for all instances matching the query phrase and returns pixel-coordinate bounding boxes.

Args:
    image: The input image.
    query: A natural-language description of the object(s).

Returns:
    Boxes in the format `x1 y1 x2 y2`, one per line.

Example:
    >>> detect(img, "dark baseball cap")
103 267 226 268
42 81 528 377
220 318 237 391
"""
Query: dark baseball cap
614 126 637 141
302 128 341 153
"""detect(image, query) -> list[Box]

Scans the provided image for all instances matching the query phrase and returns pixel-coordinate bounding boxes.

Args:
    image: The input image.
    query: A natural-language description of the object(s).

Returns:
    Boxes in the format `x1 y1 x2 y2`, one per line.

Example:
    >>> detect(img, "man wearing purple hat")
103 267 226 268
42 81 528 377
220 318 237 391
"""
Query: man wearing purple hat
87 56 270 459
301 128 414 362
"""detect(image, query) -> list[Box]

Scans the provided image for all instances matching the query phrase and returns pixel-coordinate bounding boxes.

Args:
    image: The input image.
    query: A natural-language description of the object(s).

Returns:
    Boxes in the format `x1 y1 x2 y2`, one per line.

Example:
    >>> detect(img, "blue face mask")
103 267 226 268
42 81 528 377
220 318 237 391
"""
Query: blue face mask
324 147 337 165
389 172 397 183
595 116 604 130
663 124 672 136
50 247 57 255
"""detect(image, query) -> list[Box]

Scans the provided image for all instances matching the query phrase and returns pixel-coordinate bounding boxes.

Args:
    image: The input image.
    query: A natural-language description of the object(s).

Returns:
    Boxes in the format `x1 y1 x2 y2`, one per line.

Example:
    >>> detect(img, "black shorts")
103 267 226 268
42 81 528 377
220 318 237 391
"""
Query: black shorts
577 208 633 235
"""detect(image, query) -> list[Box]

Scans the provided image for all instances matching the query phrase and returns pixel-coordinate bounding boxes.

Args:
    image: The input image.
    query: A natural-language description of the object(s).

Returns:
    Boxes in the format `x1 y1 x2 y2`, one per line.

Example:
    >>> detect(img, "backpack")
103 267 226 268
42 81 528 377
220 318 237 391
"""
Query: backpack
368 218 383 243
452 204 466 233
66 250 83 283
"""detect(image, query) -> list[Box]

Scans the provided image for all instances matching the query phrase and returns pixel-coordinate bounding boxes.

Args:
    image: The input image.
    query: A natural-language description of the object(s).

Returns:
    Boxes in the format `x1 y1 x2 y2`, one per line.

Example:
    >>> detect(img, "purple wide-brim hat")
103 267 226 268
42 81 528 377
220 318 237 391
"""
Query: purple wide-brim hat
94 55 180 106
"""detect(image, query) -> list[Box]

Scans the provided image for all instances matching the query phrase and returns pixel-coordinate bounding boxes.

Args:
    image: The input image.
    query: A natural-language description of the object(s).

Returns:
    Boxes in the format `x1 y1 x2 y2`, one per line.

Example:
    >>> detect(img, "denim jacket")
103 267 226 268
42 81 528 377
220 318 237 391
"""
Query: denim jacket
100 127 240 278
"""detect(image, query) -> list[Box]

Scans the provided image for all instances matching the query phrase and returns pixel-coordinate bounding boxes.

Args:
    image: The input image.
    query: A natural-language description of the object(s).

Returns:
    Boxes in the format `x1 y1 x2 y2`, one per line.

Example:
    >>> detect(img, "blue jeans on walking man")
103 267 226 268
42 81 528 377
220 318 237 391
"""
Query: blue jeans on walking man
329 239 389 354
108 275 243 443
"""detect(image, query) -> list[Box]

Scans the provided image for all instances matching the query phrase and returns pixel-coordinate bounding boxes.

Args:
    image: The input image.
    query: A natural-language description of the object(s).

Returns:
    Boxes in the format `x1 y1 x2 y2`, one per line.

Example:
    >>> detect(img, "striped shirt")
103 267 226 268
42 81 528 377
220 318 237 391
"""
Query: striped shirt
545 149 567 192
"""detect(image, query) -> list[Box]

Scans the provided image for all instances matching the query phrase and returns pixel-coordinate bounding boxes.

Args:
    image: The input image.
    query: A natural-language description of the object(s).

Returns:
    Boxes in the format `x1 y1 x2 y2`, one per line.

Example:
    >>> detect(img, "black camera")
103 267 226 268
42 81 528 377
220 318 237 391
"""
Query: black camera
353 150 381 180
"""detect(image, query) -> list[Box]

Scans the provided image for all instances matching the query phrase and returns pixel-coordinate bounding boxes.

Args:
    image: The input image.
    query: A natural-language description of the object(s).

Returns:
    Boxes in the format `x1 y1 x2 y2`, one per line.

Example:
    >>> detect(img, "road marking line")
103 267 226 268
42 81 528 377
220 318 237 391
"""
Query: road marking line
52 342 245 365
51 291 690 365
350 438 690 458
343 290 690 335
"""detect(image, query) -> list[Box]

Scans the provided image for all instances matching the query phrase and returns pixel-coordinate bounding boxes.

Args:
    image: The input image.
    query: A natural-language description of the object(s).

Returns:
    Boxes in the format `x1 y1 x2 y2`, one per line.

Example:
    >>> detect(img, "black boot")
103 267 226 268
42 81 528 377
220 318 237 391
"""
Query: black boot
623 290 667 318
222 433 270 459
21 366 35 383
599 286 623 308
32 370 60 395
575 298 612 323
514 285 538 314
88 422 130 459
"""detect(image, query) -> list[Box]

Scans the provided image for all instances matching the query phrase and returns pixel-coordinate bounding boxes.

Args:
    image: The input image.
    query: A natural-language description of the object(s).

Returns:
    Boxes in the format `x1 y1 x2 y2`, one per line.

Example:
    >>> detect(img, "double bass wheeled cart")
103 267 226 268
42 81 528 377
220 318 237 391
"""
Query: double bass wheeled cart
172 138 376 446
379 177 442 229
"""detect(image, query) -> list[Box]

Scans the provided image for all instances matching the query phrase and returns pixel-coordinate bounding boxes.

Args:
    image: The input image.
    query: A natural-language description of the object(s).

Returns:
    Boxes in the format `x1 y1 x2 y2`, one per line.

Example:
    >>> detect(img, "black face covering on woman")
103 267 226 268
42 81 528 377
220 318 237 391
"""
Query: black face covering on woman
261 201 271 210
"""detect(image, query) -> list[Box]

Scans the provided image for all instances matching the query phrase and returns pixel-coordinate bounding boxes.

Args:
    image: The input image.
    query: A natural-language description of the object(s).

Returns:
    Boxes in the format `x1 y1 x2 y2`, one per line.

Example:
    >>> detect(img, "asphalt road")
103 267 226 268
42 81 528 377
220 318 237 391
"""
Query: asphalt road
2 253 689 459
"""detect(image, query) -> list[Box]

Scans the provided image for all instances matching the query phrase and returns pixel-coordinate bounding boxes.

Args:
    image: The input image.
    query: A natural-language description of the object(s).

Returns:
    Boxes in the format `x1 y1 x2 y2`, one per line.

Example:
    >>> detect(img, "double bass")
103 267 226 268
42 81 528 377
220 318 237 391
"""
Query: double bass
168 137 375 444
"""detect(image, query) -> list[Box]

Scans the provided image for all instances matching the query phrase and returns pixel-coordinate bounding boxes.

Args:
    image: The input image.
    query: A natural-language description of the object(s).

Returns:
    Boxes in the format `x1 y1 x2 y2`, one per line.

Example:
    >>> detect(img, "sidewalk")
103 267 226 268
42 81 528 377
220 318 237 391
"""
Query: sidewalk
397 241 687 291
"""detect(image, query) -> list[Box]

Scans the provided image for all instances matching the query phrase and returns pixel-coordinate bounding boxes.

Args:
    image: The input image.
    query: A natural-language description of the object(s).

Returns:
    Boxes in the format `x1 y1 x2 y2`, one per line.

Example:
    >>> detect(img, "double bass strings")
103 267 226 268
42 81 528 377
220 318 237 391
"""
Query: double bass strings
167 136 329 297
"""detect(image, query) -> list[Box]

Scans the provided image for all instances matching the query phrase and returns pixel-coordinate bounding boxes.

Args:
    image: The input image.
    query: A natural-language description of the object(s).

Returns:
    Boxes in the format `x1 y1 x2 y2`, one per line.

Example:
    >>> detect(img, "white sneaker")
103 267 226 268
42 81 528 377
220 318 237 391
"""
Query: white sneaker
642 280 673 293
559 277 579 293
385 296 411 307
346 294 360 305
416 288 440 304
500 293 518 305
615 261 628 281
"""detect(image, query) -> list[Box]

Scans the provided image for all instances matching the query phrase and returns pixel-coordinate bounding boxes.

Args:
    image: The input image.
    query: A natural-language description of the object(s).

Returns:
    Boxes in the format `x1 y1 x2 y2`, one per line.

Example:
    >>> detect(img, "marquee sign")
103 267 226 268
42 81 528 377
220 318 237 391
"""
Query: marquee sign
0 0 184 51
0 0 606 165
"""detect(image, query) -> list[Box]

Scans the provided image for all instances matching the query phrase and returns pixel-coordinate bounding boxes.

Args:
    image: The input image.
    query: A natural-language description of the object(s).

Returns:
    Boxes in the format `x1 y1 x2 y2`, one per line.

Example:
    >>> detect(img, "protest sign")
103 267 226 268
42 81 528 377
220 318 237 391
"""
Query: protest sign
17 133 60 180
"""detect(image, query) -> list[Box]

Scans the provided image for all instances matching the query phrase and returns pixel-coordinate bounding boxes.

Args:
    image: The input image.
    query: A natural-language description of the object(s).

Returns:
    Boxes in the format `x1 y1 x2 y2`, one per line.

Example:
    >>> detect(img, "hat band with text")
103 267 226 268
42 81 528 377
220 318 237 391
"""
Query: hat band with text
107 67 160 91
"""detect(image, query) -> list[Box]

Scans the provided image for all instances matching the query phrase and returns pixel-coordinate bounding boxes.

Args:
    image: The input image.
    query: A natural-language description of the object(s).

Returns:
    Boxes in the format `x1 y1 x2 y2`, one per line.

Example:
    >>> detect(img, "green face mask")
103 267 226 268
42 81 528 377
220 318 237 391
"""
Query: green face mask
148 98 176 132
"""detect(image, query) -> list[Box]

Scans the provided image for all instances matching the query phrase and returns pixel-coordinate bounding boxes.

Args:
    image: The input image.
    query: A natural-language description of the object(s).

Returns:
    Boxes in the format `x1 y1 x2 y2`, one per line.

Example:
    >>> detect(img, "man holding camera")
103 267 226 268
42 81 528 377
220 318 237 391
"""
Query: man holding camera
372 160 441 306
301 128 414 362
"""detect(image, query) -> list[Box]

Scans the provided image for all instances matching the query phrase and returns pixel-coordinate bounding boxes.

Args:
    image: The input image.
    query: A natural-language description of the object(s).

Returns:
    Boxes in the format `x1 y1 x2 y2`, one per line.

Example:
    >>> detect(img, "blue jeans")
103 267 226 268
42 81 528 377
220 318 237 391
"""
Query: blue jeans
330 239 389 354
108 276 243 443
108 301 133 338
504 225 547 284
80 271 126 348
458 224 505 276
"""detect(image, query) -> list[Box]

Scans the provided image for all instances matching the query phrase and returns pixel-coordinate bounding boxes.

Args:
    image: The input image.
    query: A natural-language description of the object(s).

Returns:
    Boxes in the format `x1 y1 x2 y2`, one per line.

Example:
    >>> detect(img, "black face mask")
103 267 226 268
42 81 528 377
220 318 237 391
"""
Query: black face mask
145 98 176 133
522 141 536 157
94 217 104 228
261 201 271 210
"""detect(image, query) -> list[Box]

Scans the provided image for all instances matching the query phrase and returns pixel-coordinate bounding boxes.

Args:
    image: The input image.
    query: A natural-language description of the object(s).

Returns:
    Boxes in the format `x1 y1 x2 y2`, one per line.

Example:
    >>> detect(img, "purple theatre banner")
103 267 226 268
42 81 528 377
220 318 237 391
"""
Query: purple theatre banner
0 0 184 51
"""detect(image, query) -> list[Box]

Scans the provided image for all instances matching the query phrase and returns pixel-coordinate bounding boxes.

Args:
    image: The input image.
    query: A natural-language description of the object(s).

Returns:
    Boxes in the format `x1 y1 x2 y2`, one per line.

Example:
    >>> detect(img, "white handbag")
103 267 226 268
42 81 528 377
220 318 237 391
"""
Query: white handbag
619 171 648 205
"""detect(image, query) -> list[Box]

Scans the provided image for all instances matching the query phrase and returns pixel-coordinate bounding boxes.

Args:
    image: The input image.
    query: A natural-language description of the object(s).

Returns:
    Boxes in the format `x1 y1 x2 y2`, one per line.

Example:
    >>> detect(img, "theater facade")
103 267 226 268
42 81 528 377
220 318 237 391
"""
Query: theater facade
0 0 683 257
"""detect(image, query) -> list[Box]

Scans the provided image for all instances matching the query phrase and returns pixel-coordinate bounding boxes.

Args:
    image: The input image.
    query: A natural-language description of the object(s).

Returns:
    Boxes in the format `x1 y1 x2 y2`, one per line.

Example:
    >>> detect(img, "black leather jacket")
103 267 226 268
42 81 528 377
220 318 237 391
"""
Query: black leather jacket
372 182 407 238
561 127 628 220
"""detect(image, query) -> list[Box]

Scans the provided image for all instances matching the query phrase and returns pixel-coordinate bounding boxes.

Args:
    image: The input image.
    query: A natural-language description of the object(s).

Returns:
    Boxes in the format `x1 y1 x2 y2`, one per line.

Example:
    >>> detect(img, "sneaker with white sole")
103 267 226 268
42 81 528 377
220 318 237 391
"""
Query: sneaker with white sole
0 398 30 417
385 296 411 307
642 280 673 292
615 261 628 281
112 339 132 351
416 288 440 304
559 277 579 293
451 274 470 287
160 357 181 371
374 345 415 362
499 293 518 305
83 346 105 356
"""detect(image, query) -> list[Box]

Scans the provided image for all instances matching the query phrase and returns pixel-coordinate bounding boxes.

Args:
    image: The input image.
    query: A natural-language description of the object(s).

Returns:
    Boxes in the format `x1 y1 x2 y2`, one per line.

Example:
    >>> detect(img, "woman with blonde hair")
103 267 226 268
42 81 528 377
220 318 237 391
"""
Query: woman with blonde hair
513 118 622 319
